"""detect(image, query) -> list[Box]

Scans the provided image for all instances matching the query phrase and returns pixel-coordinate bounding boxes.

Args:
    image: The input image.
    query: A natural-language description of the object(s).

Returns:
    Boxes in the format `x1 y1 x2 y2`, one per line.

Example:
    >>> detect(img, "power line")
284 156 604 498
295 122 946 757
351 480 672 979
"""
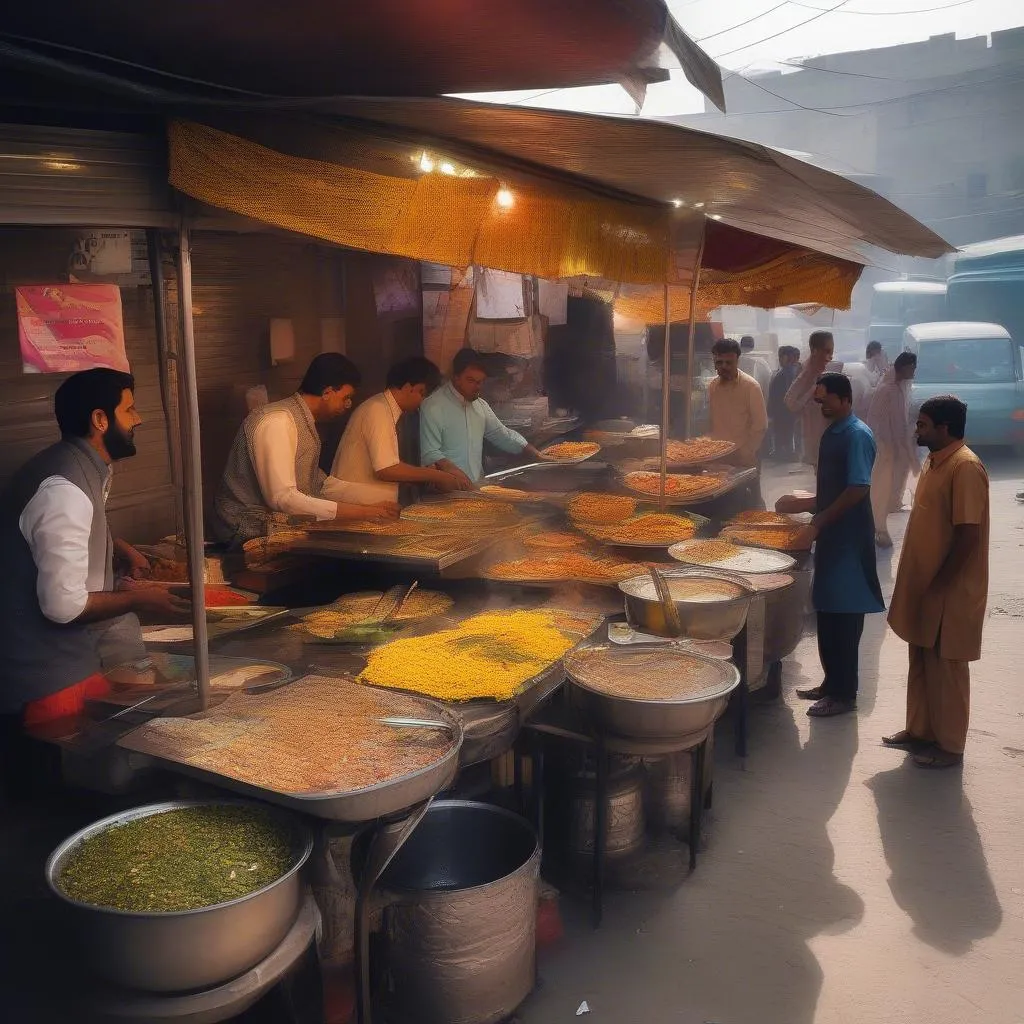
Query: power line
695 3 791 43
789 0 977 15
711 0 853 60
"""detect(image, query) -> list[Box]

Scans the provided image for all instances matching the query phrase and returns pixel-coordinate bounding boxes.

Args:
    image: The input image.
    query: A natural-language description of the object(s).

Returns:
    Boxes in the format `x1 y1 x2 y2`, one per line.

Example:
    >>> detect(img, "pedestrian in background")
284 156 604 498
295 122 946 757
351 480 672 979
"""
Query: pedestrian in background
784 330 836 469
768 345 800 460
777 373 884 717
739 335 772 403
866 351 918 547
885 396 989 769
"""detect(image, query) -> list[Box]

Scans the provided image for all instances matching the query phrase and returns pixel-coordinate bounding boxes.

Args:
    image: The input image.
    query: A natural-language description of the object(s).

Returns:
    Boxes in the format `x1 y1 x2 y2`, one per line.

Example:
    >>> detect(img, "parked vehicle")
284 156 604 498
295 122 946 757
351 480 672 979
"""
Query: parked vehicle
868 280 947 359
946 235 1024 351
903 321 1024 448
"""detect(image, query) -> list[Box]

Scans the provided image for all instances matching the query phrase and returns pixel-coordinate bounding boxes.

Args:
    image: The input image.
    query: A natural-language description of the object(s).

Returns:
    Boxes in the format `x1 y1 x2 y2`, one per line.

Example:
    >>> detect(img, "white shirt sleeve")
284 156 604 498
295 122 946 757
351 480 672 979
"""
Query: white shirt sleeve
19 476 94 624
251 409 337 521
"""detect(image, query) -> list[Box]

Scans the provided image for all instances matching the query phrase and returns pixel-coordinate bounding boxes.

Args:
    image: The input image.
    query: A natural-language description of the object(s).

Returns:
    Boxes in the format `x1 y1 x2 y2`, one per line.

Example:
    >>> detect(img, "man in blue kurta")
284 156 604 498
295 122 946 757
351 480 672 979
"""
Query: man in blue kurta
777 372 885 717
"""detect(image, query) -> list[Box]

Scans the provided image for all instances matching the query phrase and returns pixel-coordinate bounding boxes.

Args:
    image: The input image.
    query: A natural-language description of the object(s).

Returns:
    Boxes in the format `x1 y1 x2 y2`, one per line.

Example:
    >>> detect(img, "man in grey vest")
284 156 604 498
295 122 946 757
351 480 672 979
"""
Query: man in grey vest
0 369 189 791
213 353 399 546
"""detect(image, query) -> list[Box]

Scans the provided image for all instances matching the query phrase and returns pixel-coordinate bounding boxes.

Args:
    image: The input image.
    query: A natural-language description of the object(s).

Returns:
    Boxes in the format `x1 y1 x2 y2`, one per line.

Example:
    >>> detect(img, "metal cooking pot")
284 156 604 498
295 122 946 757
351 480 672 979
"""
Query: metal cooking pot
371 800 541 1024
567 648 741 744
46 799 313 993
619 569 753 641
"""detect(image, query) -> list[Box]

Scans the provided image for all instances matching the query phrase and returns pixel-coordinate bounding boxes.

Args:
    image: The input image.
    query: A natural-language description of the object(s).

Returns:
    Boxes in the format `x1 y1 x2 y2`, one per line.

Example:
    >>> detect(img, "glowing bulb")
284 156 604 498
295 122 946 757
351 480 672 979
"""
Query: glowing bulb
419 153 435 173
440 162 456 175
693 202 705 209
672 198 685 208
496 188 515 209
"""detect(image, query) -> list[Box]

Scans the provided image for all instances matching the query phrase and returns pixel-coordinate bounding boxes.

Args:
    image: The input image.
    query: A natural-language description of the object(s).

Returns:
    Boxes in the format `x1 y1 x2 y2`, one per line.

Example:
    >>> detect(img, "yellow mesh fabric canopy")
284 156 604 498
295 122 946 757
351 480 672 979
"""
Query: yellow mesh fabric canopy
169 118 877 310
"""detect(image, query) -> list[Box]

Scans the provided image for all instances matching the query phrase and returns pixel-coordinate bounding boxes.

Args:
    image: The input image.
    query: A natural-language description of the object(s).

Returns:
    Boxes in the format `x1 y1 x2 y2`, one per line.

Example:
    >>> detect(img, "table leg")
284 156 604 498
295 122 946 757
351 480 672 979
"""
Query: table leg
734 677 749 761
688 739 707 872
592 737 607 929
535 740 546 852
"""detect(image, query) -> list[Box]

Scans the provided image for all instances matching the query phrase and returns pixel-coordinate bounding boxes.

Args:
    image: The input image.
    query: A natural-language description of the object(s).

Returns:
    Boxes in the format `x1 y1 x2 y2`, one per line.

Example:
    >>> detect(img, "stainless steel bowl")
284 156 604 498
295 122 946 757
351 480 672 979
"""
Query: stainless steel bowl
566 646 741 744
618 570 753 640
46 799 313 993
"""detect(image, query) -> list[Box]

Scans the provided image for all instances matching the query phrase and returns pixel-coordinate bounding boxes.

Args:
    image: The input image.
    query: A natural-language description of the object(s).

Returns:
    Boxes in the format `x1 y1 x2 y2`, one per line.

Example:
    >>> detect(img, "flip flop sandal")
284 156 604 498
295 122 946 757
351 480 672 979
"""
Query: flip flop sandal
913 749 963 769
882 731 928 750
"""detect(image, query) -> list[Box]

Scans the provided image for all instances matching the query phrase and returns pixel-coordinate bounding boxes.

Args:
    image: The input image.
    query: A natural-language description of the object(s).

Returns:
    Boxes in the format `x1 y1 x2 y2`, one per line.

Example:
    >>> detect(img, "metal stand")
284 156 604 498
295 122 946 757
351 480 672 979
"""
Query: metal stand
525 711 711 928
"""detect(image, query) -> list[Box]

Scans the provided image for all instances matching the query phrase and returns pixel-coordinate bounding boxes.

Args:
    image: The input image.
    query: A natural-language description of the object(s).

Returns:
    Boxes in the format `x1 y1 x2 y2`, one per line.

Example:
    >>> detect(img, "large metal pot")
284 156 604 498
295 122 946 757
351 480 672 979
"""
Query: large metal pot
762 569 811 664
46 800 313 993
567 647 741 744
373 800 540 1024
567 761 646 862
619 570 752 641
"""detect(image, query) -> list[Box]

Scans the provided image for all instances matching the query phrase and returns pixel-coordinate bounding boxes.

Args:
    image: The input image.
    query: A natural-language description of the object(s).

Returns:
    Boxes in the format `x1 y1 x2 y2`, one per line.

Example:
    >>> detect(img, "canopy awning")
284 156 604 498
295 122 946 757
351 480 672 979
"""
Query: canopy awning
0 0 725 111
167 99 951 313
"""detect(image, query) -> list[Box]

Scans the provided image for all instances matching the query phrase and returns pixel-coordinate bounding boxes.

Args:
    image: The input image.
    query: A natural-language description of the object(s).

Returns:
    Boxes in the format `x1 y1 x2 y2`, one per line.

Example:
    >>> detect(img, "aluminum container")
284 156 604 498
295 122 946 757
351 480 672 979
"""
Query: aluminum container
45 800 313 993
373 801 541 1024
618 570 753 641
567 761 646 861
566 647 741 745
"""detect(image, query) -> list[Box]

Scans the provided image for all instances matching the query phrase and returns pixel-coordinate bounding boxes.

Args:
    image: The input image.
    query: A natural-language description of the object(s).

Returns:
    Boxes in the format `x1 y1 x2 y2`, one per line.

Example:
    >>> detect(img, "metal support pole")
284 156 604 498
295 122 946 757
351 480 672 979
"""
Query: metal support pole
658 282 672 510
175 223 210 709
146 230 184 538
681 224 707 441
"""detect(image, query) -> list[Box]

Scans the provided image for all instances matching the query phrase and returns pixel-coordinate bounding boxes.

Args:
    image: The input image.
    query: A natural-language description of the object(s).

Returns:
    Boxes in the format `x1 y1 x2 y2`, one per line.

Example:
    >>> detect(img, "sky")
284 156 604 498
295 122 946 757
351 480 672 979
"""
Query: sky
458 0 1024 116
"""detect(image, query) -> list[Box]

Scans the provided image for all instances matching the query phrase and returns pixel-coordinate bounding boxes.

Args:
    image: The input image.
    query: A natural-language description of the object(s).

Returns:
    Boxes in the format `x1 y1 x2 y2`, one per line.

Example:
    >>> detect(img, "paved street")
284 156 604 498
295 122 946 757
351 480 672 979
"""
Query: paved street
522 454 1024 1024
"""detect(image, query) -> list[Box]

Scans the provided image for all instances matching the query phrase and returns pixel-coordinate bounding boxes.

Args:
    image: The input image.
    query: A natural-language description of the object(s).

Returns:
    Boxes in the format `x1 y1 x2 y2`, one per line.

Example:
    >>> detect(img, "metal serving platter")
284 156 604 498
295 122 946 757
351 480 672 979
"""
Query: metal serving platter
537 441 602 465
576 510 710 549
117 686 464 823
141 607 291 645
669 538 796 575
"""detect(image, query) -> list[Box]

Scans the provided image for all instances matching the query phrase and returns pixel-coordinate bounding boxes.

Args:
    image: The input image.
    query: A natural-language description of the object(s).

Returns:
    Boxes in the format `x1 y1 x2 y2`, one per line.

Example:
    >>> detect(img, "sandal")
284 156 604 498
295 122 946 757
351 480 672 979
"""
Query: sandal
913 748 963 770
882 730 928 751
795 684 823 701
807 696 856 718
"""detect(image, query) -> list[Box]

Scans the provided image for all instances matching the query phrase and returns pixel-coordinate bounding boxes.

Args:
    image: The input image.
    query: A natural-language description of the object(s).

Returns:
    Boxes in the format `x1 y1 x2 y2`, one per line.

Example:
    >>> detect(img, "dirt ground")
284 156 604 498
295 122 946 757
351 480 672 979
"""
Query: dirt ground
520 453 1024 1024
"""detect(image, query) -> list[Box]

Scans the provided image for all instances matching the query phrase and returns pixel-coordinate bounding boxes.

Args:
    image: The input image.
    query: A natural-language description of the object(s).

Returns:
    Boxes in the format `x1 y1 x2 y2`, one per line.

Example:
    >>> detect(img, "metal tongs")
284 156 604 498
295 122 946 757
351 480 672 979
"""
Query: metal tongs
379 716 456 733
649 565 683 637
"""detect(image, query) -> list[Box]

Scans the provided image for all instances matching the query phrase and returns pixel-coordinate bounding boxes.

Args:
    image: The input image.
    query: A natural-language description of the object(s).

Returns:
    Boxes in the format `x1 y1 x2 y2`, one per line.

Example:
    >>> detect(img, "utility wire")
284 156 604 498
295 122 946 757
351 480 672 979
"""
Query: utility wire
789 0 976 15
711 0 853 59
695 3 791 43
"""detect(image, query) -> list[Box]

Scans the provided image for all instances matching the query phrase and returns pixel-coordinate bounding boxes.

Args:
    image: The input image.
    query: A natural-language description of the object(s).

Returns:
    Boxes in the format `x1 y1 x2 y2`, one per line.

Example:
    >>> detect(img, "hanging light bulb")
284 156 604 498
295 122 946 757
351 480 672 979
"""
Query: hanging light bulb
440 161 456 175
496 188 515 209
419 152 435 173
671 198 685 208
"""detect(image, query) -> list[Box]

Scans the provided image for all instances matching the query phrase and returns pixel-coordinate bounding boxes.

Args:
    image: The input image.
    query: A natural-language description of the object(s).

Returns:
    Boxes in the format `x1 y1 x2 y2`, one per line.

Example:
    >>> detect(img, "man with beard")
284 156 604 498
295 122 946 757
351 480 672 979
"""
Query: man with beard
777 373 884 717
0 370 189 789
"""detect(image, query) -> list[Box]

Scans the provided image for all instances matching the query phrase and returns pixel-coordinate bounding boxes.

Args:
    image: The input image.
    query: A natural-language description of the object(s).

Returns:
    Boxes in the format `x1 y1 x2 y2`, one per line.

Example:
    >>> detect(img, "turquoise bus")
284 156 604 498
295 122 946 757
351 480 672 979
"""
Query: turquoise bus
946 235 1024 345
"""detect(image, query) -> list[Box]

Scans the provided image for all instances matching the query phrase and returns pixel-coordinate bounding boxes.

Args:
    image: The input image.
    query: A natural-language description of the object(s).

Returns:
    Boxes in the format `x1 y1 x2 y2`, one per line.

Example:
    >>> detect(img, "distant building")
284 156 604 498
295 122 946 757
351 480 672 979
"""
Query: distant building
671 28 1024 249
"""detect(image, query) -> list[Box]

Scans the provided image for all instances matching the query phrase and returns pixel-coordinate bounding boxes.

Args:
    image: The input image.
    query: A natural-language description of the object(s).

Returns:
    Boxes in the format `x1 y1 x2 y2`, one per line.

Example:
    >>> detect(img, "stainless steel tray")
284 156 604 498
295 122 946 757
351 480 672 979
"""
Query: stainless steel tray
668 539 796 574
619 467 756 507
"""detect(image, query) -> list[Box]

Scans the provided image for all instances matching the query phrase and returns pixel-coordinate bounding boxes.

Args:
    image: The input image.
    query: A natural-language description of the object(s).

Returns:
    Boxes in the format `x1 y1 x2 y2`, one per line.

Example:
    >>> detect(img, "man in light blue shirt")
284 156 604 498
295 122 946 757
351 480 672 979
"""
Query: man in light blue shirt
420 348 541 484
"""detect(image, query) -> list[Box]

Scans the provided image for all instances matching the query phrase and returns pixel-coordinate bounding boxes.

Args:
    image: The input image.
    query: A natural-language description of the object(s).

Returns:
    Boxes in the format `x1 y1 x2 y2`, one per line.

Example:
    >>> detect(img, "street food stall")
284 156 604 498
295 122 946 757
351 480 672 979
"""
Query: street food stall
10 91 952 1024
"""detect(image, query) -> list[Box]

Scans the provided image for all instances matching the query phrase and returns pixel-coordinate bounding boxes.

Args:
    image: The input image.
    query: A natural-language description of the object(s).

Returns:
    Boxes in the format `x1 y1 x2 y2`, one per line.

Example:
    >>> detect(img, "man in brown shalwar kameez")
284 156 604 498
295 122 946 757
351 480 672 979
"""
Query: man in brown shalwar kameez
884 395 989 769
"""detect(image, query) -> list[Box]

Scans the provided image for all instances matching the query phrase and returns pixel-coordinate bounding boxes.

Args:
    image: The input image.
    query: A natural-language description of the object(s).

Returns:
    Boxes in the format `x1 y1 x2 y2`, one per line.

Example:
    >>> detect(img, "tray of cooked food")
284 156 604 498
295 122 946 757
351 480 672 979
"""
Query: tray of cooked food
477 484 546 503
622 470 734 504
719 524 811 552
727 510 801 527
358 607 602 703
576 511 706 548
482 551 650 587
668 538 797 574
657 437 737 468
522 530 590 552
290 589 455 642
303 518 422 537
118 675 463 821
400 495 521 526
538 440 602 463
140 606 291 645
565 491 639 524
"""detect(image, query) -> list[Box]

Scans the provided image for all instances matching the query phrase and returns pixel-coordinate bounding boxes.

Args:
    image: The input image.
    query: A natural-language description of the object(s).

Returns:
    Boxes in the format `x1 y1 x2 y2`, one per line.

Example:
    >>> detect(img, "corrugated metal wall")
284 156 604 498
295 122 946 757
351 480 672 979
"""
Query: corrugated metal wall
0 227 178 541
0 123 174 227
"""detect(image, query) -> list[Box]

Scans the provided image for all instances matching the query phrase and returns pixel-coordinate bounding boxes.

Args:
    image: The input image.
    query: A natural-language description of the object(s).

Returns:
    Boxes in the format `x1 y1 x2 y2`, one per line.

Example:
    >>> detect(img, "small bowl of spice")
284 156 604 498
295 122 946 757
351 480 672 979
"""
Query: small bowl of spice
46 800 312 993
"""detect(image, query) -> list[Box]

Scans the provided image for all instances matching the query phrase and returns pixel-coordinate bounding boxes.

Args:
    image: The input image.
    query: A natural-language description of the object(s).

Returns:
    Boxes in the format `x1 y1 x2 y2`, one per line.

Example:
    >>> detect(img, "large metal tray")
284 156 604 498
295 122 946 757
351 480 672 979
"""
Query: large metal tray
668 538 796 574
141 607 291 645
619 466 756 507
117 681 464 823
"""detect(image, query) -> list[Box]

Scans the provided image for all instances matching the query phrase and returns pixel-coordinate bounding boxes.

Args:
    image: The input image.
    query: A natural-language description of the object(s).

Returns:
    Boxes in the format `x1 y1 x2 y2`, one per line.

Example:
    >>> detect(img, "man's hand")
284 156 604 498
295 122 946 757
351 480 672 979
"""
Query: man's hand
363 502 401 520
115 540 151 579
776 493 816 514
133 586 191 618
790 523 818 551
523 444 542 461
432 470 467 493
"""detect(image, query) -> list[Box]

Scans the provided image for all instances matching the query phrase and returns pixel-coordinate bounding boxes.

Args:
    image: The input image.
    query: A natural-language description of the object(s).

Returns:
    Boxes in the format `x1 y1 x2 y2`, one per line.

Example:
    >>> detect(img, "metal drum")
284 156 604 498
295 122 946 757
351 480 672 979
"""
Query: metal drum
374 801 541 1024
45 800 313 994
567 761 646 861
641 734 714 836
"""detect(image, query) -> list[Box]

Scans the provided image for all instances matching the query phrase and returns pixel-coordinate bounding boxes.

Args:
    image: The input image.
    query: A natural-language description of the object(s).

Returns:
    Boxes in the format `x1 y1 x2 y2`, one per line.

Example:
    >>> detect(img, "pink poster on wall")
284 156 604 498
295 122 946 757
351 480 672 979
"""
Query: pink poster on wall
17 284 129 374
